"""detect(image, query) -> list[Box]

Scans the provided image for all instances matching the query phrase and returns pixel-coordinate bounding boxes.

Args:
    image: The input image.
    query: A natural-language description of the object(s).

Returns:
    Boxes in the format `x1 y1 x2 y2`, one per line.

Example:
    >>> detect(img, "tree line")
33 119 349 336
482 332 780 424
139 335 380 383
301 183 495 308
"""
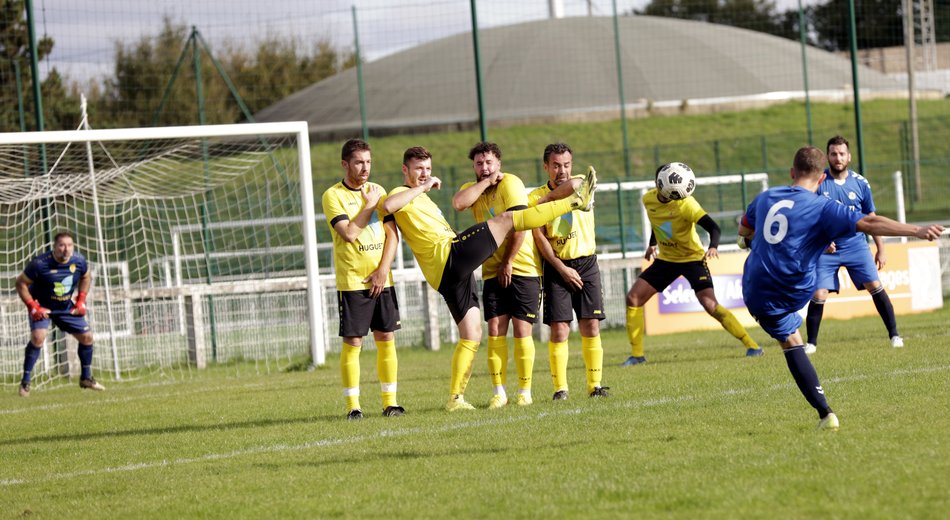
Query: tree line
2 0 948 133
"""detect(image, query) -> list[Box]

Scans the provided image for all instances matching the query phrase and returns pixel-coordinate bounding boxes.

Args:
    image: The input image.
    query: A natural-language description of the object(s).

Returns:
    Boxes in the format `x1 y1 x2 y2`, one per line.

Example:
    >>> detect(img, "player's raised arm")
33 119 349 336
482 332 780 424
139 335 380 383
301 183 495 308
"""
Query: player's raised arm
855 216 943 241
452 175 494 211
331 185 382 243
382 179 438 214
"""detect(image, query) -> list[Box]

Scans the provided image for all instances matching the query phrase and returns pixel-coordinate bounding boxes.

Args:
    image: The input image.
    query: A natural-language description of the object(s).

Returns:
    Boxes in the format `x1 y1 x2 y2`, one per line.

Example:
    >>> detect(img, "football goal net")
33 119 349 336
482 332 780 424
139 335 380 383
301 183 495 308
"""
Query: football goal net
0 121 328 388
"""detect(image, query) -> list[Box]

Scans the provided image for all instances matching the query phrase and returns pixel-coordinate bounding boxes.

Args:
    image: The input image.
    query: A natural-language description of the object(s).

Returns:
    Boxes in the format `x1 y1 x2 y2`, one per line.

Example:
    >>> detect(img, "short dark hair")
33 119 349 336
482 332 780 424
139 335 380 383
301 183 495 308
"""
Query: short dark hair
543 143 572 164
468 142 501 161
403 146 432 165
54 230 75 243
341 139 370 161
793 146 826 176
826 135 849 153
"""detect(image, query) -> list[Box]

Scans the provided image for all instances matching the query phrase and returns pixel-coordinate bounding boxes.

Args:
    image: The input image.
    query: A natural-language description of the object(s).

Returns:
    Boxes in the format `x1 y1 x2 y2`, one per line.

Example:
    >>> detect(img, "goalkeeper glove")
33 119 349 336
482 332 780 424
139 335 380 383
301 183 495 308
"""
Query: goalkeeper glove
71 291 88 316
26 299 50 321
737 235 750 250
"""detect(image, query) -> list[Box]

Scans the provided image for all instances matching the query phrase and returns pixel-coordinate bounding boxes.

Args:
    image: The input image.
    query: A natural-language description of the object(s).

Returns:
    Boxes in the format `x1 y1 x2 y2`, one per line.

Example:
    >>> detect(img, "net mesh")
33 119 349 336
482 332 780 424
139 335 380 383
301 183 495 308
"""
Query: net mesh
0 129 322 388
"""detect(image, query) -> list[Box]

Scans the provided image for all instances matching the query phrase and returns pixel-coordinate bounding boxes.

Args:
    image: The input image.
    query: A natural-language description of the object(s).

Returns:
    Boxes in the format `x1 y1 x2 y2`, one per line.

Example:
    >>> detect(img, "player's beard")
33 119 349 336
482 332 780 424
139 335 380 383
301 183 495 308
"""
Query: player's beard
828 164 847 177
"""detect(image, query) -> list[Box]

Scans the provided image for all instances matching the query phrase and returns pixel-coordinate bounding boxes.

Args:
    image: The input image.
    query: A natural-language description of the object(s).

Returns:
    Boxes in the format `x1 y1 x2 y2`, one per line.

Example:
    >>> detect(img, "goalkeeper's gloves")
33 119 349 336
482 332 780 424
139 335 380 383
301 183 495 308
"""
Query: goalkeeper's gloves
71 291 88 316
737 235 750 250
26 299 50 321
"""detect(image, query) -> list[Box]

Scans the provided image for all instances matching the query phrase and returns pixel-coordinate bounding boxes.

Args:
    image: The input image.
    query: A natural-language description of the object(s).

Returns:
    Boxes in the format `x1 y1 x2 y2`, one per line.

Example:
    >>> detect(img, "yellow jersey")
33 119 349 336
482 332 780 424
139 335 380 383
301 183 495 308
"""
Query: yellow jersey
379 186 456 290
459 173 541 279
528 177 597 260
322 180 394 292
642 188 707 262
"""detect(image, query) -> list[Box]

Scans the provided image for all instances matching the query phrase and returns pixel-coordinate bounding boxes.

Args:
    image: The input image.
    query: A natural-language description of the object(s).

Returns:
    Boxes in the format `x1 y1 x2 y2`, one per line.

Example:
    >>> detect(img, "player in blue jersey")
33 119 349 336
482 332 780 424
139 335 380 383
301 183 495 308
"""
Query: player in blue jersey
737 146 942 431
804 135 902 354
15 231 105 396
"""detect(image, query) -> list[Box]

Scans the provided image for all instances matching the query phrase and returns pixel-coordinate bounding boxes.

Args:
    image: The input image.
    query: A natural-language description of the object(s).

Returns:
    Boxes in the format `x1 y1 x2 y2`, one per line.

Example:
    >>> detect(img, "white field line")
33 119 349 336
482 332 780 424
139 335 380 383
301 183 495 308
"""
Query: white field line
0 380 281 416
2 364 948 487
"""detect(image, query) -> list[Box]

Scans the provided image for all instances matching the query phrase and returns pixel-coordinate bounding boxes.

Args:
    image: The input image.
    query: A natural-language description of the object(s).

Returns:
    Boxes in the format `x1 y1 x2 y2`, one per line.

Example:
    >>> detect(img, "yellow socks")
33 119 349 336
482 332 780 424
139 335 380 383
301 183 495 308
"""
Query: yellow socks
376 339 398 409
487 336 508 391
548 340 569 392
512 197 575 231
449 338 480 396
712 304 758 348
625 306 645 357
581 335 603 394
341 342 361 411
513 336 535 393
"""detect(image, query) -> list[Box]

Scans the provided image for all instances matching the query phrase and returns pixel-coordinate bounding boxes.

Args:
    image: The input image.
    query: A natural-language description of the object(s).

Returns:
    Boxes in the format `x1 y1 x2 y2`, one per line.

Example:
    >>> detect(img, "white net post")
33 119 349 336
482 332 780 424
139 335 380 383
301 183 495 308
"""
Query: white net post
295 128 326 366
0 121 328 387
80 95 122 379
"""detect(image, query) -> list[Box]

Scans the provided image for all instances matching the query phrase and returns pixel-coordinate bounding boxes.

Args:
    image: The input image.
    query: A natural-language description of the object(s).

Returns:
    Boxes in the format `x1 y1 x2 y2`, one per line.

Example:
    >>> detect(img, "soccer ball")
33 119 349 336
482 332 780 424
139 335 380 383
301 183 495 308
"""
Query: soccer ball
655 162 696 200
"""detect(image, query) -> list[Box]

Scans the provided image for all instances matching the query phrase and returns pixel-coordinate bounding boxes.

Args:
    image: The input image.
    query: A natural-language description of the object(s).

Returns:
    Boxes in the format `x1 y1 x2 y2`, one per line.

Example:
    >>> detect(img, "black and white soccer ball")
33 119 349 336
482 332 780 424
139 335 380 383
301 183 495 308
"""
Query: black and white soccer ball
655 162 696 200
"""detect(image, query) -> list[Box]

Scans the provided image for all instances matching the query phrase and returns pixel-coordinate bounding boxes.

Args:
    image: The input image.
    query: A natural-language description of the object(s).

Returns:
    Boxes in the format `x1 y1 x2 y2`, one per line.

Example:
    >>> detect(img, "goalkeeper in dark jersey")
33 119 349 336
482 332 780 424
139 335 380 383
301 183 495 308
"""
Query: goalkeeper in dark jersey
16 231 105 396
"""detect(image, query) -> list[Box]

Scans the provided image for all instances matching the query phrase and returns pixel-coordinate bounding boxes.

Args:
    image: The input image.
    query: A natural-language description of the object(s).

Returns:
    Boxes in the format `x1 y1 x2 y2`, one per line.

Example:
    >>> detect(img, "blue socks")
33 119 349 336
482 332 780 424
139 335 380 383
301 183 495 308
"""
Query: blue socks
22 343 42 385
784 346 832 418
78 344 94 380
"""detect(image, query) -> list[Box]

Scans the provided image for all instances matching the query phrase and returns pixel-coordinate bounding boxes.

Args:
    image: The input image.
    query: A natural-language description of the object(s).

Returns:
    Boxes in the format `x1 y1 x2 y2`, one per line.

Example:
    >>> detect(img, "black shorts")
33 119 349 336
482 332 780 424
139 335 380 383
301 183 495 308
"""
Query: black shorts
438 221 498 324
542 254 606 324
638 258 714 293
483 275 541 323
337 287 401 337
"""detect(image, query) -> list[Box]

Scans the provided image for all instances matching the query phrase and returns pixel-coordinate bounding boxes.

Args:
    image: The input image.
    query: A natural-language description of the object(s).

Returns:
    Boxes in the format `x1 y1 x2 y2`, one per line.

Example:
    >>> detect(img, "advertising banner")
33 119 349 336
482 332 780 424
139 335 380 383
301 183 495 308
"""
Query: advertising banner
642 241 942 336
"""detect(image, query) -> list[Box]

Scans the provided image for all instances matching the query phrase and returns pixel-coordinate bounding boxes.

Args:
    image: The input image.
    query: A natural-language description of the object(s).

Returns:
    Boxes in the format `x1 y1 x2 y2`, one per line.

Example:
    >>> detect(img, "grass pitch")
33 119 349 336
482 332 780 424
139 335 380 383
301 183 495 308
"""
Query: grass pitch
2 305 949 518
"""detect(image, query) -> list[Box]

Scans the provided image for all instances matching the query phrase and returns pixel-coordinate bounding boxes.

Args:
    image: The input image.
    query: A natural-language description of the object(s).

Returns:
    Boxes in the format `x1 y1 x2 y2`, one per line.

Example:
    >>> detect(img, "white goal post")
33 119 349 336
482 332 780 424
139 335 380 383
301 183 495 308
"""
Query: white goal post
0 121 327 385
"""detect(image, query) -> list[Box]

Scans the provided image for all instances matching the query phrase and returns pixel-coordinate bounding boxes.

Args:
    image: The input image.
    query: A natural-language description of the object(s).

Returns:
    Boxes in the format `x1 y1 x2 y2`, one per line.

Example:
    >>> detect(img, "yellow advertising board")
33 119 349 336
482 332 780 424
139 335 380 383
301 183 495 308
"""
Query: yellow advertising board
642 241 942 336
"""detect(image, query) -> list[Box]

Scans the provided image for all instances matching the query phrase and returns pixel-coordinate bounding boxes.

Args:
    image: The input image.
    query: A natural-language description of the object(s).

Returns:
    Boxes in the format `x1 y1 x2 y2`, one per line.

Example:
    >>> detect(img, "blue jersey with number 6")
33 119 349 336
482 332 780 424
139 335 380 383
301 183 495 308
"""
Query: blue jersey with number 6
742 186 864 316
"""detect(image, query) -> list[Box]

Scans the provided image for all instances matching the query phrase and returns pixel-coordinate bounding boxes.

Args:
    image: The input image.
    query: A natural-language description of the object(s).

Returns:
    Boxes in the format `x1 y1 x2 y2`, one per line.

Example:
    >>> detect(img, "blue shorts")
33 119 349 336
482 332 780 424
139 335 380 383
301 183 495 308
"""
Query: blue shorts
751 311 803 343
815 246 879 292
30 310 91 335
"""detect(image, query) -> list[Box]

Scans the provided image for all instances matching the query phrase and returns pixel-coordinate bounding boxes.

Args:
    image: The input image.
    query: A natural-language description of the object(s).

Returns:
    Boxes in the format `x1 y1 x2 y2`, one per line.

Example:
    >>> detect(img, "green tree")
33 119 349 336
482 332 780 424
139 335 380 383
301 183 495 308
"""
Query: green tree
810 0 904 51
0 0 79 131
92 18 356 128
635 0 787 35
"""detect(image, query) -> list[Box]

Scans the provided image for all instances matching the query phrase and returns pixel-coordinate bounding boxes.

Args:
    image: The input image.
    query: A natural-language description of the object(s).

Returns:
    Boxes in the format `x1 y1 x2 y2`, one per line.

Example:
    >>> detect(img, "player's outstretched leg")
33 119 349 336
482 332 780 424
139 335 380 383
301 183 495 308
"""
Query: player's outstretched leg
784 346 837 430
510 166 597 232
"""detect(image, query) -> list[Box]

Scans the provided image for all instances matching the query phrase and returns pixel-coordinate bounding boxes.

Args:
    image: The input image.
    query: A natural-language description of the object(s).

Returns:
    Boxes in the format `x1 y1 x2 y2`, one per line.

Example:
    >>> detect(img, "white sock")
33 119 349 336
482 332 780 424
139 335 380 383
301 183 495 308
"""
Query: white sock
494 386 507 399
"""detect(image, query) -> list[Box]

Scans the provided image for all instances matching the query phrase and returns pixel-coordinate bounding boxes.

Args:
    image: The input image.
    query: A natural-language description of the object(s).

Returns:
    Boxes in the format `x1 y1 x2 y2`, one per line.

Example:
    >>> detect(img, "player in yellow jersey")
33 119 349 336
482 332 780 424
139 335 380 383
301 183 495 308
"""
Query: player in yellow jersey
322 139 403 420
380 146 597 412
452 142 544 408
528 143 609 400
623 163 763 366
